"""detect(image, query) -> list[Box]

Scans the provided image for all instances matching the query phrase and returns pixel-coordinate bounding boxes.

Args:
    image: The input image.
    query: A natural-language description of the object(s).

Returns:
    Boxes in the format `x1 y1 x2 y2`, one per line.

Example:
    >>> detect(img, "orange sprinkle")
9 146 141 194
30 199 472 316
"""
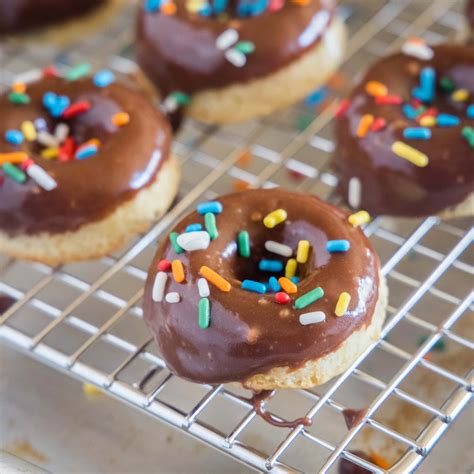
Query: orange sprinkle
12 82 26 93
171 260 185 283
356 114 374 138
0 152 29 165
370 453 390 470
233 179 250 192
365 80 388 98
237 149 252 167
112 112 130 127
200 265 231 292
161 1 176 14
291 0 310 4
84 138 101 147
278 277 297 294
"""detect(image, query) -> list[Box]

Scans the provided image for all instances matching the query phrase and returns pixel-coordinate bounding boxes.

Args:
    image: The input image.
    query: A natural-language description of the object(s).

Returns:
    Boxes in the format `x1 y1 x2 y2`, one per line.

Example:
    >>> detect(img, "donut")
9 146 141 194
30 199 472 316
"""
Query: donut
333 42 474 218
0 68 180 265
143 189 387 390
135 0 346 124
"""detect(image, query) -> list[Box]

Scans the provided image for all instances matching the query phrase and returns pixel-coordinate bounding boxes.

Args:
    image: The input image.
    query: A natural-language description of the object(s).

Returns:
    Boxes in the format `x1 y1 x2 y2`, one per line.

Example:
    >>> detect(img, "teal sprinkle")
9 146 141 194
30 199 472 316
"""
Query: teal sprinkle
417 335 446 352
8 92 30 104
204 212 218 240
66 63 92 81
2 163 26 183
198 298 210 329
462 126 474 148
171 91 191 106
295 287 324 310
234 41 255 55
439 76 455 93
169 232 184 254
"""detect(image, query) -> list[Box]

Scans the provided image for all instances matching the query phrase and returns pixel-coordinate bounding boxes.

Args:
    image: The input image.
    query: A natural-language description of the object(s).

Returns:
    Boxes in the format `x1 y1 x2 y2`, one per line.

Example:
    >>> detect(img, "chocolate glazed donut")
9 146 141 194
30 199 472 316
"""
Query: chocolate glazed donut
143 189 385 389
333 44 474 217
0 0 105 33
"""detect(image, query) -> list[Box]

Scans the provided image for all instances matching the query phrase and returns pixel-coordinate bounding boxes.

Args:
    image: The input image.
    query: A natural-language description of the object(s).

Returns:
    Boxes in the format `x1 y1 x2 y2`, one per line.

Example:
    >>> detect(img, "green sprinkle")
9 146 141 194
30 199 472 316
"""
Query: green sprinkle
235 41 255 55
169 232 184 254
198 297 210 329
295 287 324 310
204 212 218 240
66 63 91 81
2 163 26 183
462 126 474 148
238 231 250 258
170 91 191 106
8 92 30 104
439 76 455 92
417 335 446 352
296 113 313 132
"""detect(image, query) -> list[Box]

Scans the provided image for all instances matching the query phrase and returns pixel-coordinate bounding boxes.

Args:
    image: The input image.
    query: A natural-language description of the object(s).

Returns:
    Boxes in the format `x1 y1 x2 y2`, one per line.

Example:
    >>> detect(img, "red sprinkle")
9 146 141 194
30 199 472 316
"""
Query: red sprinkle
334 99 350 119
158 259 171 272
275 292 290 305
62 101 91 119
417 107 438 122
59 137 75 161
370 117 387 132
375 95 403 105
20 159 34 170
42 66 58 78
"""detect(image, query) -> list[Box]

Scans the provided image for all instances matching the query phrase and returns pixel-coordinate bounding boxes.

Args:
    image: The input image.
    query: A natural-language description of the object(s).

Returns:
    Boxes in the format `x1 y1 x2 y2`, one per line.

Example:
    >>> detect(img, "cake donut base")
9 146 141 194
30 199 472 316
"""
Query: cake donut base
0 156 180 266
186 16 346 124
438 193 474 220
243 273 388 390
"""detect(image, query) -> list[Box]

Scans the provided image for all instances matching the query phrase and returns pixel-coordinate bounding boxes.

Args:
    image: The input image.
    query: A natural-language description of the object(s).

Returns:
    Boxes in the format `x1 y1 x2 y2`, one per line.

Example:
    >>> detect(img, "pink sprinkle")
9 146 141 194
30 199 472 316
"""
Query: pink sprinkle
20 159 34 170
335 99 350 119
268 0 284 12
42 66 58 78
370 117 387 132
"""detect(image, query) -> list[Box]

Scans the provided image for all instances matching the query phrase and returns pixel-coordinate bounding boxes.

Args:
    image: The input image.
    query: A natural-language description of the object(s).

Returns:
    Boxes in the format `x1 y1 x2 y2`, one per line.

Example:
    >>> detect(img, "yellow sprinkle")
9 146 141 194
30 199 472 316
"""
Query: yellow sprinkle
278 277 297 294
365 80 388 98
263 209 287 229
186 0 205 12
41 147 59 159
200 265 231 292
451 89 469 102
82 383 104 399
392 141 429 167
172 260 185 283
348 210 371 227
285 258 297 279
356 114 374 138
112 112 130 127
419 116 436 127
296 240 310 264
335 292 351 316
21 120 36 141
12 82 26 93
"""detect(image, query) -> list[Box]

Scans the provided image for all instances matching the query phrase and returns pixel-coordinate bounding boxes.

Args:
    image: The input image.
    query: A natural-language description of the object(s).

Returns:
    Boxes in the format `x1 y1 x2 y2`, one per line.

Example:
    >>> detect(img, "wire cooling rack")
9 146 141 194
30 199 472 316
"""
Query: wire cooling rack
0 1 473 472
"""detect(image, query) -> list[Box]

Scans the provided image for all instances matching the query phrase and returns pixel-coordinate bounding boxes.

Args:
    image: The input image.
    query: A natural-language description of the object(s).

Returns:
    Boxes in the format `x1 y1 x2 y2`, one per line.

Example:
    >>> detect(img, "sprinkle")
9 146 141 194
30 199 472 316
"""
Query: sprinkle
402 104 419 120
37 131 59 148
462 126 474 147
242 280 266 294
295 287 324 310
365 81 387 98
5 130 24 145
169 232 184 254
401 38 433 60
264 240 292 257
275 292 290 305
237 230 250 258
375 95 403 105
268 276 281 292
348 177 361 208
54 123 70 143
234 41 255 54
161 1 176 14
198 278 210 297
291 276 299 284
419 116 436 127
152 272 167 302
2 163 26 183
200 265 231 292
436 114 460 127
451 89 468 102
285 258 297 279
403 127 431 140
62 101 91 119
278 277 297 294
26 164 57 191
263 209 287 229
65 63 91 81
225 49 247 67
299 311 326 325
467 105 474 119
413 67 435 102
158 259 171 271
34 117 48 132
370 117 387 132
326 240 350 253
335 292 351 316
198 298 210 329
259 259 283 272
11 82 26 93
204 212 218 240
8 92 30 104
197 201 223 214
216 28 239 50
348 210 371 227
165 292 180 303
171 260 185 283
75 144 98 160
93 69 116 88
112 112 130 127
176 231 210 251
43 93 70 117
356 114 374 138
334 99 350 119
392 141 429 167
0 152 29 165
296 240 310 264
20 121 36 141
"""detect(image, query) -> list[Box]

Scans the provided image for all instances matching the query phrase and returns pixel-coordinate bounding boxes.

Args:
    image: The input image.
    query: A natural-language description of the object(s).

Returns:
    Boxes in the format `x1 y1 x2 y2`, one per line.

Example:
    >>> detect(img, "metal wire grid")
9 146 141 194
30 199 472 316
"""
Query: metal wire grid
0 0 473 472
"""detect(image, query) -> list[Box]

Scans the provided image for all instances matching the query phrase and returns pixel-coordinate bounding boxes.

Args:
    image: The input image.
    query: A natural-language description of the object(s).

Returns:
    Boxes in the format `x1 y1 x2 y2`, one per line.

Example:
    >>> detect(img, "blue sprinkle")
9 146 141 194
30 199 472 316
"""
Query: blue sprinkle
418 67 435 102
437 114 460 127
268 276 281 292
34 117 48 132
43 92 57 108
290 276 300 284
185 223 203 232
259 259 284 272
43 92 70 118
403 127 431 140
238 0 267 17
242 280 266 294
264 283 272 293
197 201 223 214
144 0 161 12
199 5 213 15
305 87 327 107
5 130 24 145
94 69 115 88
467 104 474 119
212 0 228 14
402 104 418 120
326 240 350 253
76 145 98 160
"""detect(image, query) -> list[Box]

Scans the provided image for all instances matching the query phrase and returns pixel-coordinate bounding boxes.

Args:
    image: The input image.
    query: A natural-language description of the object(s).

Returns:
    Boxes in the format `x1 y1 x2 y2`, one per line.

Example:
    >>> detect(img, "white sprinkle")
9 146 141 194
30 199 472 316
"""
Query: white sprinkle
348 177 361 208
176 231 210 251
165 292 180 304
26 164 57 191
37 131 59 148
264 240 293 257
299 311 326 325
54 123 70 143
216 28 238 50
162 95 178 113
198 278 210 298
401 40 434 60
14 69 42 84
152 272 168 302
225 49 246 68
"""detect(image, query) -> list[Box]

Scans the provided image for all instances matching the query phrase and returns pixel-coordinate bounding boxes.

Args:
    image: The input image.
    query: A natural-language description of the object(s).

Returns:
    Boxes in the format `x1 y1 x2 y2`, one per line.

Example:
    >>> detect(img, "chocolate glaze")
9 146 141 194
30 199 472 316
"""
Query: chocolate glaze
143 188 380 385
467 0 474 27
342 407 368 430
0 294 16 314
136 0 335 95
338 450 372 474
334 44 474 217
0 76 171 236
0 0 104 33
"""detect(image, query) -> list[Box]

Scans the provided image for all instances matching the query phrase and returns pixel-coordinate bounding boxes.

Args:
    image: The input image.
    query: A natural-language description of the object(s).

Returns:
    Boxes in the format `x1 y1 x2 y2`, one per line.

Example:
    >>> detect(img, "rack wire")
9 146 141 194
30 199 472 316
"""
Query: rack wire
0 1 473 472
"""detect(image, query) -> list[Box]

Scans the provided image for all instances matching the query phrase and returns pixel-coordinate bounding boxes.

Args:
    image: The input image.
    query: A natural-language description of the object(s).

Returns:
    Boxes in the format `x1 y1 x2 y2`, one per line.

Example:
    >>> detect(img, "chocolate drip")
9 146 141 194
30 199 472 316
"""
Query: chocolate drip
338 451 372 474
342 408 368 430
0 295 16 315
